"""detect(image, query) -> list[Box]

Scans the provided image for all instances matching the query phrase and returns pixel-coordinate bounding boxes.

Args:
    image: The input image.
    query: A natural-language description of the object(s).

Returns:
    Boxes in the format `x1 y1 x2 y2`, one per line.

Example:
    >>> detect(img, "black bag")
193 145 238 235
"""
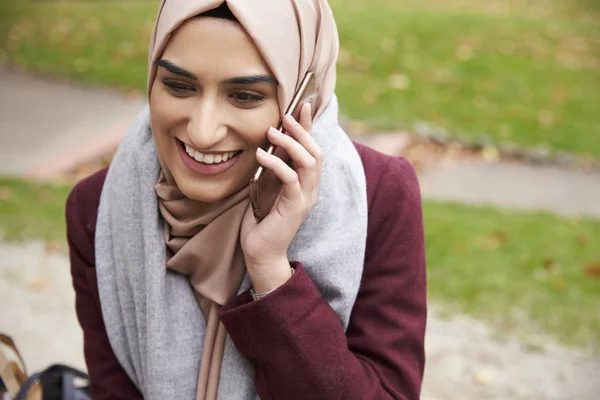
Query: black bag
1 334 90 400
14 364 91 400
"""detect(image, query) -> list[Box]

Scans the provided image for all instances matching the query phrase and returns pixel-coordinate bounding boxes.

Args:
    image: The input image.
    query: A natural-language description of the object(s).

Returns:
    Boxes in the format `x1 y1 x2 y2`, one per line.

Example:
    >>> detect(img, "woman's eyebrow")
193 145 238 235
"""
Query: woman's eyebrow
223 75 277 85
155 59 197 80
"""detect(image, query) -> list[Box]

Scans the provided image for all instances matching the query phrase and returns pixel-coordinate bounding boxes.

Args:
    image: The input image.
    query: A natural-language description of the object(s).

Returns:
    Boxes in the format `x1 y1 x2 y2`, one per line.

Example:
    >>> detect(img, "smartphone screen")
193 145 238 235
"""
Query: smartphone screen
249 72 317 220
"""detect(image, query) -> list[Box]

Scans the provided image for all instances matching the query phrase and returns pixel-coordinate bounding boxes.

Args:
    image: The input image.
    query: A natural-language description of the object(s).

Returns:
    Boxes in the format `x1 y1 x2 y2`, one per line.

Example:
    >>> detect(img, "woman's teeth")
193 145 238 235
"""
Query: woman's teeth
184 143 239 164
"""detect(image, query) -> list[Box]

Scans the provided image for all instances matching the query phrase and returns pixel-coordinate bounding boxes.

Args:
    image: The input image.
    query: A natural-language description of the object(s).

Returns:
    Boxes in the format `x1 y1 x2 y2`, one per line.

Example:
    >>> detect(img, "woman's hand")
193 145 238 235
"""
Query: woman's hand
240 103 322 293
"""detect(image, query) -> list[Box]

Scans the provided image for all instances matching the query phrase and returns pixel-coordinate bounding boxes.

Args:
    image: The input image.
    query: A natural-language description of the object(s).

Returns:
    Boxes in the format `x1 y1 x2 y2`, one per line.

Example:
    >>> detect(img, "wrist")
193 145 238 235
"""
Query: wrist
246 257 293 294
250 266 296 301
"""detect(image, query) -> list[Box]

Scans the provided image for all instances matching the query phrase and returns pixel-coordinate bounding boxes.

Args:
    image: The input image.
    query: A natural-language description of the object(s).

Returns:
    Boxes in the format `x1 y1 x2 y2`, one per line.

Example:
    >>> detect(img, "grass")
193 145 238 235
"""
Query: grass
1 177 599 350
0 178 72 244
424 201 600 351
2 0 600 157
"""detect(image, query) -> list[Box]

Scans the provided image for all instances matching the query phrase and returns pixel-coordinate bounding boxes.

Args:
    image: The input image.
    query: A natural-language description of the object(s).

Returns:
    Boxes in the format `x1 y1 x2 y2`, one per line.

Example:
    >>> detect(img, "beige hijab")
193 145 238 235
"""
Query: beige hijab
148 1 340 398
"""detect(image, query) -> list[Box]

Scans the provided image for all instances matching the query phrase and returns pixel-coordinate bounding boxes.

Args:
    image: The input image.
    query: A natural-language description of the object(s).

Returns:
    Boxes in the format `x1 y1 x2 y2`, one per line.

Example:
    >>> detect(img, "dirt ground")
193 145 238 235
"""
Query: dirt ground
1 240 599 399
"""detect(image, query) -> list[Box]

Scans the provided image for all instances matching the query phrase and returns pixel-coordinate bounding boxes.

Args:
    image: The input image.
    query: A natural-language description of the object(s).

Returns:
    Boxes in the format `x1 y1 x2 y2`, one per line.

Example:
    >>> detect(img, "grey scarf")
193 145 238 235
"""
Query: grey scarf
95 95 367 399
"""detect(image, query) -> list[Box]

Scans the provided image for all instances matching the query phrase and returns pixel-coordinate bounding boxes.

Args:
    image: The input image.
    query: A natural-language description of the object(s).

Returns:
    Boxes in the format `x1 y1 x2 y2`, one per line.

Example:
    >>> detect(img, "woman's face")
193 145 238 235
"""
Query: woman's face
150 16 280 202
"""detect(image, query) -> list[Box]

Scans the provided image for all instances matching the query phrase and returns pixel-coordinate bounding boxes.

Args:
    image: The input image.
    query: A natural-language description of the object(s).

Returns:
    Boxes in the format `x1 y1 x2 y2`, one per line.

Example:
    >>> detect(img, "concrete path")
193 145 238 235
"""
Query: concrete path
355 132 600 219
2 240 598 400
418 161 600 219
0 66 145 178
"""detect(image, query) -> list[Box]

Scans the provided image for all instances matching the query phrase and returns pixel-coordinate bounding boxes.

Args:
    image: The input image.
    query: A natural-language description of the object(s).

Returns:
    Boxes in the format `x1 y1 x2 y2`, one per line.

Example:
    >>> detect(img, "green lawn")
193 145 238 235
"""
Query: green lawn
0 178 72 244
1 177 599 351
424 201 600 351
2 0 600 157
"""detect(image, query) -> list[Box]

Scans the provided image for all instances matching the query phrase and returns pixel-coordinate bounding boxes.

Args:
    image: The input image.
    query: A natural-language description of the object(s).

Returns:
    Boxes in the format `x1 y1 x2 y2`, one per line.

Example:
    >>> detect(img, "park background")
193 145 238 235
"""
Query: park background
1 0 599 398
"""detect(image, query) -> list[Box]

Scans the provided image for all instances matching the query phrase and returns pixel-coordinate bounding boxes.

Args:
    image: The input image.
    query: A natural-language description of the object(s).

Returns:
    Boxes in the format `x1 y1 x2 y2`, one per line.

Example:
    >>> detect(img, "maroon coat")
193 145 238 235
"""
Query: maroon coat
66 143 427 400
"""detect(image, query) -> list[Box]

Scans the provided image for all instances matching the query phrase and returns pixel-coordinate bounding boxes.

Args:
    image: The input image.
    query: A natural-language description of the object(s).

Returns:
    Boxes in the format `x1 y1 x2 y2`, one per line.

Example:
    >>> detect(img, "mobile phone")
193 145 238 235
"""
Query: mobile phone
249 72 317 220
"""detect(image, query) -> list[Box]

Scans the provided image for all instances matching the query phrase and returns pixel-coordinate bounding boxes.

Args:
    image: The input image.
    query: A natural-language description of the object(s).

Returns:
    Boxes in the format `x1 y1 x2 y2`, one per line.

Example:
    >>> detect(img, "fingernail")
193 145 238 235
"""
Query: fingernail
268 126 282 136
256 147 267 156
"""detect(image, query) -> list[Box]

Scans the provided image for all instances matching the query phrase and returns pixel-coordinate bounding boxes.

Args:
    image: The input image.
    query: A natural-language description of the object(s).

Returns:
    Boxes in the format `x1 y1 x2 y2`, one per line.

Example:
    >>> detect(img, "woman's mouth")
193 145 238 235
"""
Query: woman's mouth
177 139 243 176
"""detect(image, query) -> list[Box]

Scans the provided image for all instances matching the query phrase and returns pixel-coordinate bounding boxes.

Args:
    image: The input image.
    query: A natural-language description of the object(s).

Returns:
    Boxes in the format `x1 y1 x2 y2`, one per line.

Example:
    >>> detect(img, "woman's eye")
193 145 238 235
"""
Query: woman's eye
162 80 194 95
230 91 265 105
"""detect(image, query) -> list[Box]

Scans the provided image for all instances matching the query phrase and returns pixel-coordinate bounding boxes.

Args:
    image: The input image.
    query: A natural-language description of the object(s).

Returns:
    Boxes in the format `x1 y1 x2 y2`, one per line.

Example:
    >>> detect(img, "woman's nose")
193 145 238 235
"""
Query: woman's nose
187 102 228 149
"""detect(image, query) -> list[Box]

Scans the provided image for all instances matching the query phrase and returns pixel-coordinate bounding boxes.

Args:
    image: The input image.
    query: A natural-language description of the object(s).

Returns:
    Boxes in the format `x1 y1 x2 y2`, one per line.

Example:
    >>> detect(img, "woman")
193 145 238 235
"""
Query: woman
66 1 427 399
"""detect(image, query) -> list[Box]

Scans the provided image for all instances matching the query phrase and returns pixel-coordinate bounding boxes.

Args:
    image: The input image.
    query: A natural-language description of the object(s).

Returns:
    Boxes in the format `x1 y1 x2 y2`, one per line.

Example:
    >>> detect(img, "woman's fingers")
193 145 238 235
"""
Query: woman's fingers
256 101 322 216
255 147 302 204
267 125 317 190
282 103 322 173
298 102 313 138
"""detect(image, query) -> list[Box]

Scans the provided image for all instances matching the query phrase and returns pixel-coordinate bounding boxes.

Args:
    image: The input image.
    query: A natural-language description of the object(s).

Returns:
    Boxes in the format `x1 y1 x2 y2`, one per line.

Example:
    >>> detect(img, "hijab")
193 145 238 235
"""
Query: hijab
148 1 341 398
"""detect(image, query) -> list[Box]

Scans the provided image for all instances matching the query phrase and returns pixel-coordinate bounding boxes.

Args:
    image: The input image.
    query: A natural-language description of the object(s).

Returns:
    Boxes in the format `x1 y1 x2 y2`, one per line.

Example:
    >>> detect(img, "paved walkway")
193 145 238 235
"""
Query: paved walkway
0 66 145 178
418 161 600 219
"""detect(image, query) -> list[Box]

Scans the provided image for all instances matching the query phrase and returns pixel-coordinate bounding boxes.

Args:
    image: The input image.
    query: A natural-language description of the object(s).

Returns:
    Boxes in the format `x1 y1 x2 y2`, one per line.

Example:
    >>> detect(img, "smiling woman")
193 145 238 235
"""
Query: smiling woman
65 1 427 400
150 14 280 202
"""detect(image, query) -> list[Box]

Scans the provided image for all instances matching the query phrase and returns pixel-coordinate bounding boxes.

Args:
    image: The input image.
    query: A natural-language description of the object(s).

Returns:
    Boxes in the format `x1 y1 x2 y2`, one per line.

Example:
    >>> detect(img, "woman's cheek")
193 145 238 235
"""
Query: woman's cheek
151 92 188 136
245 106 280 146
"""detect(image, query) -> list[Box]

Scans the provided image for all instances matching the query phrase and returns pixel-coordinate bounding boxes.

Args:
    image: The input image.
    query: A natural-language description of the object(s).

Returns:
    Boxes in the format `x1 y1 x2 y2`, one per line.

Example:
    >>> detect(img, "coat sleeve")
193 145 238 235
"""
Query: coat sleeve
219 156 427 400
66 182 143 400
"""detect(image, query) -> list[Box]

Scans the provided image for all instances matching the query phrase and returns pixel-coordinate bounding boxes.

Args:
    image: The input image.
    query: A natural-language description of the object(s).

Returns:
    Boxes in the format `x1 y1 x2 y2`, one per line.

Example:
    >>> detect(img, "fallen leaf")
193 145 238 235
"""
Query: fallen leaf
380 36 396 53
388 73 410 90
543 259 556 271
481 230 508 249
538 110 555 128
577 234 589 247
124 89 143 101
456 44 474 61
117 41 135 57
27 277 50 292
577 154 598 171
360 87 380 105
36 189 53 203
491 230 508 244
44 241 62 254
453 243 468 254
85 17 101 34
432 68 452 83
570 36 589 52
354 57 371 72
583 263 600 277
482 146 500 163
0 186 13 201
473 370 494 386
345 120 369 136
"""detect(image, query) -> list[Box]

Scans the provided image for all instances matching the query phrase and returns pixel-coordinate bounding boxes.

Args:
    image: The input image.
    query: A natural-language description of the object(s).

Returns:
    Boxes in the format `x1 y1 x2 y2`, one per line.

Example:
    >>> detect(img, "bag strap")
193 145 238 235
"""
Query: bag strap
0 334 27 375
13 372 42 400
0 333 28 396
